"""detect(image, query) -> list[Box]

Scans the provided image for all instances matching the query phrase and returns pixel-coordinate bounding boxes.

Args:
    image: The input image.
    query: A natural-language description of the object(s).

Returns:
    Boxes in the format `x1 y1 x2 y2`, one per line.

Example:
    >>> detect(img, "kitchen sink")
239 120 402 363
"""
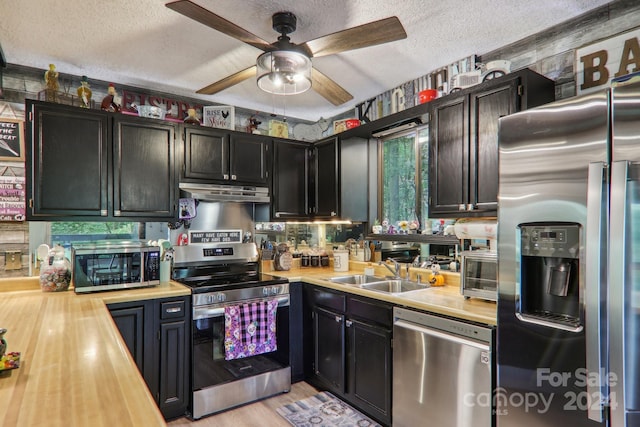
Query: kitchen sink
329 274 387 285
361 279 430 294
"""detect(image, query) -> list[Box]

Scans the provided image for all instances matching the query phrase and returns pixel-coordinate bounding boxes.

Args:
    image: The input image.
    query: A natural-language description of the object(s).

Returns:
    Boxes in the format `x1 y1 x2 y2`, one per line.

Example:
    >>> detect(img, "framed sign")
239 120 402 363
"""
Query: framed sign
0 118 24 161
203 105 235 130
0 175 26 221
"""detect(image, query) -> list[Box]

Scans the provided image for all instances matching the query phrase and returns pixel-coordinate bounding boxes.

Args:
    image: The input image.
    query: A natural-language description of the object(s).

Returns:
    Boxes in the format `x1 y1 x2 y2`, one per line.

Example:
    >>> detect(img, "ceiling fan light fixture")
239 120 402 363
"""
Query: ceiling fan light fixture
256 50 312 95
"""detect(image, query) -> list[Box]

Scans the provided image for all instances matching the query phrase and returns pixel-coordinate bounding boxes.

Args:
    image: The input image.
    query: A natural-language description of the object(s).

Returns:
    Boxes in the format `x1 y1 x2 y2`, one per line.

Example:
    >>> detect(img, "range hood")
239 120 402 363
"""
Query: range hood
179 183 270 203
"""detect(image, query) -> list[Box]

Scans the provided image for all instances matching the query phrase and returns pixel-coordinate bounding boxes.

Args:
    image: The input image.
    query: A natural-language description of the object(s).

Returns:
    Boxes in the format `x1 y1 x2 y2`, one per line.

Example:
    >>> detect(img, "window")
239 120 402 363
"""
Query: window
379 126 429 230
29 222 168 266
51 222 141 248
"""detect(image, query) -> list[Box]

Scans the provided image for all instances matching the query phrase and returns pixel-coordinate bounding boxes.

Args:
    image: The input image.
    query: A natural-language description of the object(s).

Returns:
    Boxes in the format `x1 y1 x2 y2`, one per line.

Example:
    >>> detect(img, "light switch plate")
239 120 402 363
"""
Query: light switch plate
5 250 22 270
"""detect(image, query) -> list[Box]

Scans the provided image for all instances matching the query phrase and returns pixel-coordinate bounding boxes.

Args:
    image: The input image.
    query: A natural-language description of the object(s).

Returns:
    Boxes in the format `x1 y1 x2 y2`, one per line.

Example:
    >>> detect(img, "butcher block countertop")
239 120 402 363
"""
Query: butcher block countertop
263 261 497 326
0 277 190 427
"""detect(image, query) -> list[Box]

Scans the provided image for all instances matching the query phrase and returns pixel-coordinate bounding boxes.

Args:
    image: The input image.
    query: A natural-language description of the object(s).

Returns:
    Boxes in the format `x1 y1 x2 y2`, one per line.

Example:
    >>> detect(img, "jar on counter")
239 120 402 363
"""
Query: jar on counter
301 252 311 268
39 245 71 292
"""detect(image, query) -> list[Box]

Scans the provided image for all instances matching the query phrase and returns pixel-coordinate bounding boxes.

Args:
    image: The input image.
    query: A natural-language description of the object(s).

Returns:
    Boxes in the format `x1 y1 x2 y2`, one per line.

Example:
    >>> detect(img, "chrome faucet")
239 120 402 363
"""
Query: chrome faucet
379 258 401 278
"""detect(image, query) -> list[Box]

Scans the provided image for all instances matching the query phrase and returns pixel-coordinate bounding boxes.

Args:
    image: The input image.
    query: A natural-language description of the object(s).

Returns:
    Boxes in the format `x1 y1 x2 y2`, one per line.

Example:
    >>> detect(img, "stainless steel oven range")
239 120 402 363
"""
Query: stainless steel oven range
172 243 291 420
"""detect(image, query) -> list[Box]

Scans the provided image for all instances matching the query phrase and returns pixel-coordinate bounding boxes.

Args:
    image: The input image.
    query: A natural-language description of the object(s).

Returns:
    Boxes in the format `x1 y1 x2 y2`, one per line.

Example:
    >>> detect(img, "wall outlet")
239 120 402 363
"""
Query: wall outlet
5 250 22 270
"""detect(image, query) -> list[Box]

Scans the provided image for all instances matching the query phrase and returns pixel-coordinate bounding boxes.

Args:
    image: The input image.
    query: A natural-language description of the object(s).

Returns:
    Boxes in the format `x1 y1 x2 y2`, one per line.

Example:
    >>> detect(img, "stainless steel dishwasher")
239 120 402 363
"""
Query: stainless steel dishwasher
393 307 494 427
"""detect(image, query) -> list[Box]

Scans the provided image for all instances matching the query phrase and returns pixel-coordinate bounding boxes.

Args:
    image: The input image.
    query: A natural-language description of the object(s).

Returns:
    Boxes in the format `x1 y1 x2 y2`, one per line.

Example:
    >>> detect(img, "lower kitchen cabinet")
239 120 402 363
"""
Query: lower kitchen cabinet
304 285 392 426
108 296 190 420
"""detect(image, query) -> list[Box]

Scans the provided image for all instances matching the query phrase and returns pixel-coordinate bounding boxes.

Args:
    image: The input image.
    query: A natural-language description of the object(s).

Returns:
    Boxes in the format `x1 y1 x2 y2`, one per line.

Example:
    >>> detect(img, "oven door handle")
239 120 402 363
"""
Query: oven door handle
193 295 290 320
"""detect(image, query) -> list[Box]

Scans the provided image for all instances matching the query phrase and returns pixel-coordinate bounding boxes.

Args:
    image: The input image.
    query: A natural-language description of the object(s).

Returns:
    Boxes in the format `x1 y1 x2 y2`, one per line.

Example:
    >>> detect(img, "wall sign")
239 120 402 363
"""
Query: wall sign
0 176 25 221
190 230 242 244
576 27 640 95
0 118 24 161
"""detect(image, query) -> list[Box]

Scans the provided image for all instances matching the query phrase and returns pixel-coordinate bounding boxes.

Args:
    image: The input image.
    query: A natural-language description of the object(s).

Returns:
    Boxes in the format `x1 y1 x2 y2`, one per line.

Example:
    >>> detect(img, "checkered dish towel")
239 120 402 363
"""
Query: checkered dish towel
224 298 278 360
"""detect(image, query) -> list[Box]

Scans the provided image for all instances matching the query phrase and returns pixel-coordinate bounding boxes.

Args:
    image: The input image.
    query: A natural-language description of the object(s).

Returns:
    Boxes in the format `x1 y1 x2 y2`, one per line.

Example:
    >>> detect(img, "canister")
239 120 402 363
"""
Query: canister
333 249 349 272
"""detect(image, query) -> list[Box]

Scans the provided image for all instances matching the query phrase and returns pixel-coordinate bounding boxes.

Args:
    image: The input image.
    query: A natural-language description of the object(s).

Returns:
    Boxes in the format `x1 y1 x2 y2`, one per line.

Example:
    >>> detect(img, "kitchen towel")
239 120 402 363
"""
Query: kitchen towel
224 298 278 360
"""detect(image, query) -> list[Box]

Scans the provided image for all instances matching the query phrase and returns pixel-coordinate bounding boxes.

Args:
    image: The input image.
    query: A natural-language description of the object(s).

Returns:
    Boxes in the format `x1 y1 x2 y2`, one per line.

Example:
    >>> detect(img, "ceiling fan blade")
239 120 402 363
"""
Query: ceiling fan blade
166 1 272 51
196 66 257 95
312 69 353 106
303 16 406 58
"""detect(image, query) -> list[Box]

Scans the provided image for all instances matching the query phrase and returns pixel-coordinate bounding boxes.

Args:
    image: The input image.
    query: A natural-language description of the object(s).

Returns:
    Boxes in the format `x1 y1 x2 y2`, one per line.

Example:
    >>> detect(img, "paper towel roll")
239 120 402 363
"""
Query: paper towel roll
454 219 497 240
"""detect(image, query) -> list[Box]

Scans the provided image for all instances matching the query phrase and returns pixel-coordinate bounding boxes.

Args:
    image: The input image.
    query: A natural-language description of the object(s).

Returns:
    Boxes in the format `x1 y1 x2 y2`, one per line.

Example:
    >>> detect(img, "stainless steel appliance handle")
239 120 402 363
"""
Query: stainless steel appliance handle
609 160 628 427
193 295 290 320
585 162 607 422
394 319 490 351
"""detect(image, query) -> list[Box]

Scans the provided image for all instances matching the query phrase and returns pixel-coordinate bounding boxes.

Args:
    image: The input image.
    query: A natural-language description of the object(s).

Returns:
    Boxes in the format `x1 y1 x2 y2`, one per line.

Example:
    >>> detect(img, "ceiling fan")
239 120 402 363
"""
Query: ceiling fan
165 0 407 106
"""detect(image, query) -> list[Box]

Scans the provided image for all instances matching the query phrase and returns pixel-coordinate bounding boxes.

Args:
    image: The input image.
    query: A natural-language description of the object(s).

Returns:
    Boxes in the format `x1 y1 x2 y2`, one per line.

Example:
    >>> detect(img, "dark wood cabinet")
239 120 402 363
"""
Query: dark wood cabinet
229 133 270 184
26 100 177 221
304 285 392 426
113 116 176 218
108 296 190 420
313 306 346 391
312 138 339 218
182 126 270 186
348 318 392 424
429 69 555 217
27 101 110 219
271 139 309 219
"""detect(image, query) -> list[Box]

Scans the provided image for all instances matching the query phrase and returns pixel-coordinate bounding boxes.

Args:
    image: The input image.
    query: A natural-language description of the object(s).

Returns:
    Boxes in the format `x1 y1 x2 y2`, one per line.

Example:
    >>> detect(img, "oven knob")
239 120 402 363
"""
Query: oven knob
263 287 269 296
272 286 280 295
217 293 226 302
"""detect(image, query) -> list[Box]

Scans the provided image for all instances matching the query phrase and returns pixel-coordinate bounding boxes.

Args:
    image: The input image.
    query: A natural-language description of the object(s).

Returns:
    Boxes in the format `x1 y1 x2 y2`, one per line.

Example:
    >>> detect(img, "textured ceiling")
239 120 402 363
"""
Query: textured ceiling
1 0 612 121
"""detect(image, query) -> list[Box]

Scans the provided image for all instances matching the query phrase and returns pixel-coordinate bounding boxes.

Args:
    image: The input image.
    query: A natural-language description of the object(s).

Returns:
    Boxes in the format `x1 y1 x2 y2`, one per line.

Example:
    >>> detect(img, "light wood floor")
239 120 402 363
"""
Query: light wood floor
167 381 319 427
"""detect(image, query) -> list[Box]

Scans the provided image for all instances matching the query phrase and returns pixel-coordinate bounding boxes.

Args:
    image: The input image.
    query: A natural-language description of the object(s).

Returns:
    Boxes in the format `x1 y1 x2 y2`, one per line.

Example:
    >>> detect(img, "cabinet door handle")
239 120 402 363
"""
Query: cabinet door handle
335 315 342 323
346 320 352 327
231 174 237 180
223 174 229 180
458 204 466 211
166 307 182 314
331 211 337 217
467 203 475 211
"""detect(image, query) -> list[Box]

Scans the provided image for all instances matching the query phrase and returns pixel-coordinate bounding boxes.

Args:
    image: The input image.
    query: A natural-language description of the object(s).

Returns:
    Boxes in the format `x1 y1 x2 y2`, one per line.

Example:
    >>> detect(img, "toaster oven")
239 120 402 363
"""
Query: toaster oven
71 240 161 293
460 250 497 301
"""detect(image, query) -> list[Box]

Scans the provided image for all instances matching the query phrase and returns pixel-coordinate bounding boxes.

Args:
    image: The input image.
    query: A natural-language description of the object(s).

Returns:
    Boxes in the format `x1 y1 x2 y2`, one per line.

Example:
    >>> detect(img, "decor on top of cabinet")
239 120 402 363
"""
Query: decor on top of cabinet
246 115 261 133
44 64 59 103
371 219 382 234
131 103 165 119
292 117 329 141
76 75 92 108
268 119 289 138
449 60 511 92
101 83 121 112
332 118 360 134
183 108 200 125
203 105 235 130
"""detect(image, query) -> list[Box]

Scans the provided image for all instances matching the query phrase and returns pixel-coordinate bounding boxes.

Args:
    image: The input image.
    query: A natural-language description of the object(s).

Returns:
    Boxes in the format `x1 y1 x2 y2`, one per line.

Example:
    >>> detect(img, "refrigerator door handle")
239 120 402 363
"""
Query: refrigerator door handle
609 160 629 427
585 161 608 423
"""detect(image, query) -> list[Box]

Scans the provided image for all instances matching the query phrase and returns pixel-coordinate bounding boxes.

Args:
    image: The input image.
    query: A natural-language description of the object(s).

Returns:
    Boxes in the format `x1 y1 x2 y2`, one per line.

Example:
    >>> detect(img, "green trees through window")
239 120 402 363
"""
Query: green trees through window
381 127 429 230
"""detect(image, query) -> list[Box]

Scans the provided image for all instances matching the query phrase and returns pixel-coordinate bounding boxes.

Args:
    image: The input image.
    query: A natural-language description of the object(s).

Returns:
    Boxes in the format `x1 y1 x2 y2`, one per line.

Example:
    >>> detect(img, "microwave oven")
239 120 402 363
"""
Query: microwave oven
460 250 497 301
71 241 161 293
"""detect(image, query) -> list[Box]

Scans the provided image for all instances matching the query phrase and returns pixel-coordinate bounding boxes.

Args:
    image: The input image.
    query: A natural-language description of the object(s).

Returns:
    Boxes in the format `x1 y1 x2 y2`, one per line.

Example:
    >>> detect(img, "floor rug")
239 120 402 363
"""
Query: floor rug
276 391 382 427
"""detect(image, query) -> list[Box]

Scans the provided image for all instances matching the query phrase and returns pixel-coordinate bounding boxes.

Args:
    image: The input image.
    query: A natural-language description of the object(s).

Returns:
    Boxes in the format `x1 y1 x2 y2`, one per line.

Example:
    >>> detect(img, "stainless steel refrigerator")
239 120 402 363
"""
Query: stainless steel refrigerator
497 77 640 426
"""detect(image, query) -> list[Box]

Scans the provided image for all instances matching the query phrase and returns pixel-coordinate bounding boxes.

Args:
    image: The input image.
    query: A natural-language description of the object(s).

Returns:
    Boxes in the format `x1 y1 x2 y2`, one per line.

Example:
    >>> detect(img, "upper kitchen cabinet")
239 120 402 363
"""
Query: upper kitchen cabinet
27 100 109 219
113 115 176 218
182 126 270 186
311 138 339 218
26 100 177 221
429 69 555 217
310 136 368 221
271 139 310 219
